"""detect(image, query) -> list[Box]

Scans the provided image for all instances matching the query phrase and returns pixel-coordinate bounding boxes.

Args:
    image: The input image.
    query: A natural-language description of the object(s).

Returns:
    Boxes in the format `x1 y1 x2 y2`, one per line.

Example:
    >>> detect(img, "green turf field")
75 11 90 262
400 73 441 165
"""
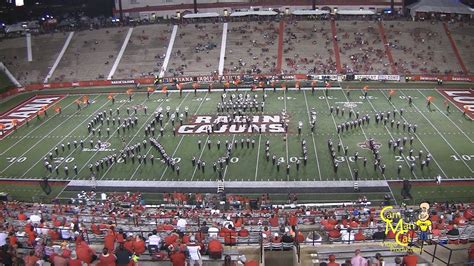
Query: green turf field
0 85 473 201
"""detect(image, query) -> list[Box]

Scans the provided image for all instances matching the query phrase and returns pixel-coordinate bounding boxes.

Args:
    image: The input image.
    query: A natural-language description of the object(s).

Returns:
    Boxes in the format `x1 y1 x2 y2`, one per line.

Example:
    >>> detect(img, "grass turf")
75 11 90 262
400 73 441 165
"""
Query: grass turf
0 86 473 202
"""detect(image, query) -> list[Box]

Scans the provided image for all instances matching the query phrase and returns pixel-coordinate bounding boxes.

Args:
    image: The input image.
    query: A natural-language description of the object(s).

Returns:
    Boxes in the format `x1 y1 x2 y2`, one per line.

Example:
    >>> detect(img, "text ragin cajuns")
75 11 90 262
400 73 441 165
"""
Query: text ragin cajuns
177 114 287 134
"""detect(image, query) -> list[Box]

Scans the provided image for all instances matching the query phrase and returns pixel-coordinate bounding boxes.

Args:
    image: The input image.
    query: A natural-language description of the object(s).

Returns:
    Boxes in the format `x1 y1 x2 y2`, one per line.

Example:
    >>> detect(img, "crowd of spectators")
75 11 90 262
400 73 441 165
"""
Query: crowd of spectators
0 191 472 265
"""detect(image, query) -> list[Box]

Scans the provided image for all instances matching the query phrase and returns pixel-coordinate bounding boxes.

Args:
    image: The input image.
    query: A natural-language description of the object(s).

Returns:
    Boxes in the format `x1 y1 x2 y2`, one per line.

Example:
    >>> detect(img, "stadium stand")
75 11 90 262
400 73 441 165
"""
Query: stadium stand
0 33 66 85
114 24 172 79
50 28 128 82
282 20 338 75
167 23 222 77
383 21 464 75
223 20 279 76
0 192 472 265
447 21 474 73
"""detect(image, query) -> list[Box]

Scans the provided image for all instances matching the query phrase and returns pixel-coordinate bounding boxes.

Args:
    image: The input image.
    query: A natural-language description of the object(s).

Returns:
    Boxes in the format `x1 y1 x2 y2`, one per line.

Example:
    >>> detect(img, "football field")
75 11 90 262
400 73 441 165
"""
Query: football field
0 85 473 200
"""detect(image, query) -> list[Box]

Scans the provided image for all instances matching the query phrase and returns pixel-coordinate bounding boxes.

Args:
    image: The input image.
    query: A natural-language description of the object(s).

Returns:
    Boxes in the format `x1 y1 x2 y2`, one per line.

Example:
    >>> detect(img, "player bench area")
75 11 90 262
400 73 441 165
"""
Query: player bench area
0 86 472 189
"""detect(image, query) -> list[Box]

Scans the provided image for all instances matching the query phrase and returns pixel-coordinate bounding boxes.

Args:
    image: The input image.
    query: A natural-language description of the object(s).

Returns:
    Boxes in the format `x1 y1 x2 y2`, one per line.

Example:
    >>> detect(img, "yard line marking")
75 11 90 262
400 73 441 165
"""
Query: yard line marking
254 134 262 181
161 92 208 181
322 91 354 179
362 89 418 179
107 27 134 80
303 90 322 181
44 32 74 83
380 89 449 178
221 134 235 181
129 93 189 180
400 91 474 173
97 94 167 180
0 96 74 156
399 90 473 174
218 89 250 182
418 89 473 143
158 25 178 78
17 95 104 177
283 90 289 170
190 135 211 181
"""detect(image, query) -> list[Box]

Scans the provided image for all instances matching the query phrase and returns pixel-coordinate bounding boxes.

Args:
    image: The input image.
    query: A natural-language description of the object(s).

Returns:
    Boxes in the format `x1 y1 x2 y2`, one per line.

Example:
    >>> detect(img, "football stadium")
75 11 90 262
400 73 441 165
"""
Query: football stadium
0 0 473 265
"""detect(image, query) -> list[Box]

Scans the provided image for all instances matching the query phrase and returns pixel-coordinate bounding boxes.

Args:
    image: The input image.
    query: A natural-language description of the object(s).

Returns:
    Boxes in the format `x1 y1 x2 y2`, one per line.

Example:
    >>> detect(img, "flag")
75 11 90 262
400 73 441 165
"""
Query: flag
126 88 133 95
147 87 154 93
54 106 61 113
427 96 433 102
161 86 168 93
389 89 395 96
363 85 369 91
176 83 183 90
192 82 199 89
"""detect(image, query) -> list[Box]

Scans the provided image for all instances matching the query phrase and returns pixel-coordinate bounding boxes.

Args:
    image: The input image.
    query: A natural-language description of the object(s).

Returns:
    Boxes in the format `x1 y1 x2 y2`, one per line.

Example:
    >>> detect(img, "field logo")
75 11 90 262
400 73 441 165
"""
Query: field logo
379 203 430 252
358 140 381 150
177 115 286 134
83 142 115 152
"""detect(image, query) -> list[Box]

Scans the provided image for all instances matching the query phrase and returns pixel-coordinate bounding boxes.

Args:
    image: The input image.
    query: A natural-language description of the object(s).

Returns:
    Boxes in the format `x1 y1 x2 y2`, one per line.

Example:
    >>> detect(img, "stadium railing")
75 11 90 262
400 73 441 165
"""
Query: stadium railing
416 240 472 265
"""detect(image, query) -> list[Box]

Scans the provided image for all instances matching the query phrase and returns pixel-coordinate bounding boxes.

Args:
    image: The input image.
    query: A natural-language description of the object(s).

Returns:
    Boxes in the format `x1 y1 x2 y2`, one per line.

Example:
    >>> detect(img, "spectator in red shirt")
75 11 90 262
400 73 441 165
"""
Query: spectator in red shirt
239 226 249 237
169 249 186 266
76 240 96 264
24 250 39 266
123 234 134 253
328 254 340 266
402 250 418 266
208 236 223 259
132 235 146 255
18 212 27 221
104 230 116 253
224 226 237 246
269 214 279 227
98 248 116 266
354 229 366 241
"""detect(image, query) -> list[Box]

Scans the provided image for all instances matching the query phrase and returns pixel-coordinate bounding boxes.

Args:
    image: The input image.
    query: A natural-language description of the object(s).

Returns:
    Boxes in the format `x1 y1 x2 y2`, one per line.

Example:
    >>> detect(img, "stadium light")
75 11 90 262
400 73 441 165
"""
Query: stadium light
16 0 24 6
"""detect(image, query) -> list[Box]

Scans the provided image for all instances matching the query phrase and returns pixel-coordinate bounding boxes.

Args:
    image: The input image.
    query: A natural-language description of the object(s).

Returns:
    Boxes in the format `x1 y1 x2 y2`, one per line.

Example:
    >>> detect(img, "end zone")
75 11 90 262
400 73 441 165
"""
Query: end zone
0 95 64 139
437 88 474 120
